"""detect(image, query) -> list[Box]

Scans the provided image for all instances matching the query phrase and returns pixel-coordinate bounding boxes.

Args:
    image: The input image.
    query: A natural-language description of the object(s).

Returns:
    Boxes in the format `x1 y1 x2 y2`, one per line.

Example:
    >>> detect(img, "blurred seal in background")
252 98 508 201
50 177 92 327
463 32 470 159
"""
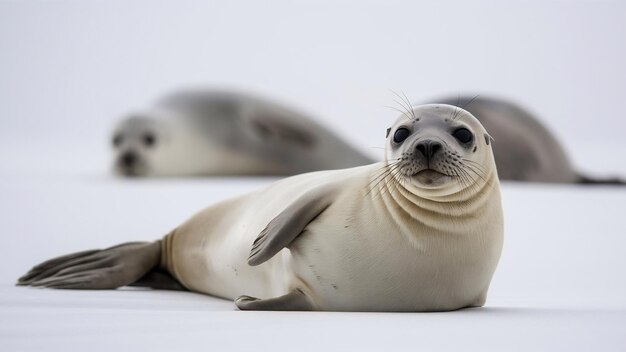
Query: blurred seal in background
112 89 374 177
433 96 624 184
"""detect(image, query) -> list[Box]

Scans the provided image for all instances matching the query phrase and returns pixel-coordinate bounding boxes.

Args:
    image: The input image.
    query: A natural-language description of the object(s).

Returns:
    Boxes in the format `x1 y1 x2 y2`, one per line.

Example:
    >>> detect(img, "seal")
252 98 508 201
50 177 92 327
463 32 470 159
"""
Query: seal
434 96 625 184
112 89 374 176
18 104 504 312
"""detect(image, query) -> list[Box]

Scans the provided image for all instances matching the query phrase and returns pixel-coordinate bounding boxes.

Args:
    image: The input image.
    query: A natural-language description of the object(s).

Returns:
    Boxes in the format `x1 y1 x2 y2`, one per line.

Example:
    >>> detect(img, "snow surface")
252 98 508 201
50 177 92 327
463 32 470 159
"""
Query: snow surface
1 140 625 352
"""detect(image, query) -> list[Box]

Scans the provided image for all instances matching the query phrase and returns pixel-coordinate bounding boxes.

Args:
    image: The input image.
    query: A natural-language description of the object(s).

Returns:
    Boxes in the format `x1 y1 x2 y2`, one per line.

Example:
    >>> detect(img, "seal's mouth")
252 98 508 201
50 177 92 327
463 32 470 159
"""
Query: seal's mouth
116 166 146 177
412 169 452 186
114 159 148 177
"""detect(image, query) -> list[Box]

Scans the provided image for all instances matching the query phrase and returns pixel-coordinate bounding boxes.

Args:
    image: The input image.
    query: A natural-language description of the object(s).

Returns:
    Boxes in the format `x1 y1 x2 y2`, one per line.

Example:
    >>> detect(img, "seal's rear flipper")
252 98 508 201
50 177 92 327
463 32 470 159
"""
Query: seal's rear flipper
17 241 162 289
235 289 314 311
577 173 626 185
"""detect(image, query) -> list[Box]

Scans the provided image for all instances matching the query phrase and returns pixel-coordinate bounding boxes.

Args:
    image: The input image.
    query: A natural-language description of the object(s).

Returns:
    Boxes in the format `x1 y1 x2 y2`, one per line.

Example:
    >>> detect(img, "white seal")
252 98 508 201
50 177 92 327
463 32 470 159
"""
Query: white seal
434 96 625 184
111 89 373 176
20 104 504 312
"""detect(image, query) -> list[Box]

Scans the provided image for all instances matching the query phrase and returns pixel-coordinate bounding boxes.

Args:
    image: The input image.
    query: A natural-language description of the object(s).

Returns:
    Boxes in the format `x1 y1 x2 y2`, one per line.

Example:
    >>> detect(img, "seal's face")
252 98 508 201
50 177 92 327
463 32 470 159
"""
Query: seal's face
112 116 163 177
386 104 494 194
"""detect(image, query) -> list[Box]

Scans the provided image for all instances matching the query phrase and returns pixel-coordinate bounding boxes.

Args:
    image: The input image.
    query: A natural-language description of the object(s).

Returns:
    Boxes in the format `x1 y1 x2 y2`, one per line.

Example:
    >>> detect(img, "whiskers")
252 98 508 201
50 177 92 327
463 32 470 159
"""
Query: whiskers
451 158 489 194
365 157 406 198
450 94 481 121
365 156 490 198
385 90 417 121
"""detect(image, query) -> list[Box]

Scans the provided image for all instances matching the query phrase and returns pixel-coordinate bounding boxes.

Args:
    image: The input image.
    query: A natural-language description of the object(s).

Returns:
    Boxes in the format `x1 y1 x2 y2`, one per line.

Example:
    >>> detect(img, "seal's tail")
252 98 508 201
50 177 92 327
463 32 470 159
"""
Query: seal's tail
16 237 185 291
577 173 626 185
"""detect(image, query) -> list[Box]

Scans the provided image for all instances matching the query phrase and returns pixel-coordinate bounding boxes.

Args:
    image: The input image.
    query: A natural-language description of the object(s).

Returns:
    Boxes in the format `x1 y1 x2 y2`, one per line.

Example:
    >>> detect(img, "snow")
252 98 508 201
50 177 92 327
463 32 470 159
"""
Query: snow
1 286 624 352
1 142 625 351
2 0 626 350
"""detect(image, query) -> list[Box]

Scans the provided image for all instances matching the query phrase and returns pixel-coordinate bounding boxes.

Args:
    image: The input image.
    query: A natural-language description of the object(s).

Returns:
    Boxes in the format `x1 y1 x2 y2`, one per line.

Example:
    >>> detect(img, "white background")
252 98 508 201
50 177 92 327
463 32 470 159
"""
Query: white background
1 1 625 351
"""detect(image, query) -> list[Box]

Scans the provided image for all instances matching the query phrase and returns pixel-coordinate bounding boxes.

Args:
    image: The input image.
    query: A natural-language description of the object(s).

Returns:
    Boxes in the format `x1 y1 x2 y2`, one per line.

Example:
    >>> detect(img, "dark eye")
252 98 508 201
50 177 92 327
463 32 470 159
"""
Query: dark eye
112 134 123 147
143 133 156 147
393 128 411 144
452 128 473 144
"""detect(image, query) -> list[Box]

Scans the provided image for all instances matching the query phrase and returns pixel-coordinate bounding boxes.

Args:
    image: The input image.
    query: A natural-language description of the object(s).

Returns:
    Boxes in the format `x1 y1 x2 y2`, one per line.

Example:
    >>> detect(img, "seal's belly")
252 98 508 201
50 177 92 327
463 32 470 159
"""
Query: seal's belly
289 212 493 311
169 167 366 300
170 193 294 300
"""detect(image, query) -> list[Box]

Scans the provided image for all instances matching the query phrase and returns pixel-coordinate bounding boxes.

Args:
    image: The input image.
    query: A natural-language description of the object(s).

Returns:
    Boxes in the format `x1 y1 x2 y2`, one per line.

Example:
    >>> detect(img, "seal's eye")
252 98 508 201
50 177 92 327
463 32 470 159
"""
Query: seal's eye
112 134 123 148
393 128 410 144
143 133 156 147
452 128 473 144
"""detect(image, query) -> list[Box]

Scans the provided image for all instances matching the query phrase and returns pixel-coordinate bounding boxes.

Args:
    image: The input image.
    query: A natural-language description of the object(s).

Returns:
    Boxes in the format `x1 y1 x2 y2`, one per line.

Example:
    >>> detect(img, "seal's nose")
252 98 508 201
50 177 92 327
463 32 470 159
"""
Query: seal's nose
416 140 442 160
120 152 137 167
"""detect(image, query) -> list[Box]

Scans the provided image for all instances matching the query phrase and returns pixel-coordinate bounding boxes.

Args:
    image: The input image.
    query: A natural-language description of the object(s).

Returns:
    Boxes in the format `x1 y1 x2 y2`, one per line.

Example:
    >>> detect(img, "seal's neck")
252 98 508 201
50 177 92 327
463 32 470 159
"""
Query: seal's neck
374 167 499 219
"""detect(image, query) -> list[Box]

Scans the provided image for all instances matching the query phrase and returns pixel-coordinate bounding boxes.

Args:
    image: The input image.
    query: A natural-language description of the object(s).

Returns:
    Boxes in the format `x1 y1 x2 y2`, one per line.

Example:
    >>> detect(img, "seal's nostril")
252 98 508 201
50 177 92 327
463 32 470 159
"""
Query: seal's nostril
121 152 137 167
416 141 442 159
416 144 427 157
430 142 442 157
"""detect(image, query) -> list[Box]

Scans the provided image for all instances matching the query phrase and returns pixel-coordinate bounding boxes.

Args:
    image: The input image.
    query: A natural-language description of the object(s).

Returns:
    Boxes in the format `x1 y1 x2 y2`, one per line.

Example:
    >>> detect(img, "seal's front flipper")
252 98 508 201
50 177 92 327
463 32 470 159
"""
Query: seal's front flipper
235 289 314 311
250 112 317 148
17 241 161 289
247 186 335 266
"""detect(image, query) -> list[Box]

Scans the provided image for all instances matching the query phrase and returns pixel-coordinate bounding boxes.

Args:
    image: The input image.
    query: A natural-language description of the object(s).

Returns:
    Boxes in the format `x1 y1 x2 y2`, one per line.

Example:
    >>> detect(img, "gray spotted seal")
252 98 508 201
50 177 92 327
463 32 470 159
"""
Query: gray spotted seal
19 104 503 312
112 89 374 176
433 96 625 184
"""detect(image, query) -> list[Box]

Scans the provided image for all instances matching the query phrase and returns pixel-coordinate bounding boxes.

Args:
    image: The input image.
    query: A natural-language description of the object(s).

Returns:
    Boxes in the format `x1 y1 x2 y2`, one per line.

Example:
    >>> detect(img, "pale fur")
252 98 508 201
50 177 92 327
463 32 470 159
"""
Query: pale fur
161 104 504 311
113 109 289 176
111 90 374 176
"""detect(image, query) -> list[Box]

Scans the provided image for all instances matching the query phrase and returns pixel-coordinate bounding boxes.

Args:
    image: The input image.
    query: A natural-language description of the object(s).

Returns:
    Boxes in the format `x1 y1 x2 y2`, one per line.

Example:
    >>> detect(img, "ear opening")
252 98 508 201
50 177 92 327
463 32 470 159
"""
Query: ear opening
484 133 494 146
386 128 391 138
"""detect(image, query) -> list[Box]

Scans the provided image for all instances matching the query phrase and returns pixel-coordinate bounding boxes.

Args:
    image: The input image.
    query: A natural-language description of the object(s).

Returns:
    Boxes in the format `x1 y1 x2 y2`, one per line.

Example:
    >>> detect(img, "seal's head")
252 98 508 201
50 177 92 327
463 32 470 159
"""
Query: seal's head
385 104 496 196
112 109 223 177
111 113 167 177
